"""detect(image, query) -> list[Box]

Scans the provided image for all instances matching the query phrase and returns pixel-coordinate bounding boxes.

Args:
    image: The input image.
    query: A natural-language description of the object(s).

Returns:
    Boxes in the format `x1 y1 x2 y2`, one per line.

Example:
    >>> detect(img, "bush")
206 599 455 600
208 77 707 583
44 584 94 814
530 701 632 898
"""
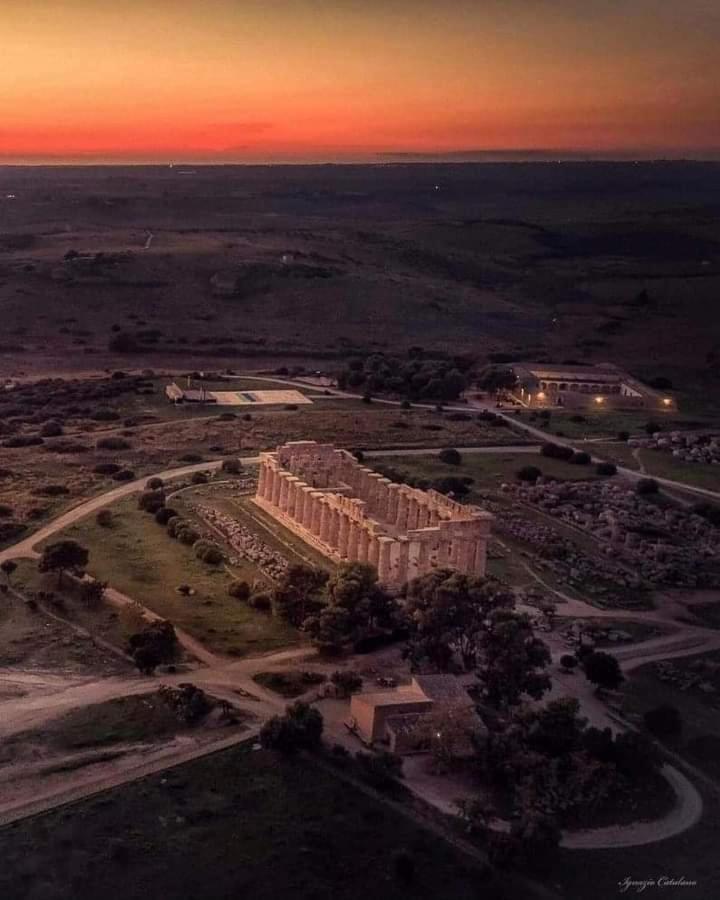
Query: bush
516 465 542 483
438 447 462 465
194 540 223 565
692 502 720 527
138 489 166 513
644 704 682 738
596 462 617 476
617 430 630 442
636 477 660 496
228 580 251 601
560 654 577 671
400 400 412 410
330 670 363 698
91 407 120 422
96 436 131 451
166 516 184 538
570 451 591 465
355 750 403 790
220 458 242 475
191 472 208 485
40 421 64 438
96 509 113 528
94 462 121 475
177 526 199 545
179 453 203 463
541 442 573 461
249 591 272 612
644 420 662 435
146 477 164 490
154 506 178 526
259 701 324 753
582 650 624 691
112 469 135 482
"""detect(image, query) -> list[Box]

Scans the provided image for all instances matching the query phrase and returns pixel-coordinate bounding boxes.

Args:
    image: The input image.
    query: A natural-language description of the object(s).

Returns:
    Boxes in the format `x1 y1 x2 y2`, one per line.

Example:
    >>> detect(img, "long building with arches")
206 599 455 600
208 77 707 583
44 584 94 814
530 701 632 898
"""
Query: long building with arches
511 362 676 411
253 441 493 589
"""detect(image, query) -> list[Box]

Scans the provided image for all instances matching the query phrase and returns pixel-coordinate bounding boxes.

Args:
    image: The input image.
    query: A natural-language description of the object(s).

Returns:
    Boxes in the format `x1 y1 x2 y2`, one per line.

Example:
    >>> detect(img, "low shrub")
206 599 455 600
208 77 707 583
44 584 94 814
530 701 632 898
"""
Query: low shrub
644 704 682 738
96 436 131 451
228 580 251 601
96 509 113 527
570 451 591 465
112 469 135 482
596 462 617 476
249 592 272 611
94 462 121 475
438 447 462 465
517 465 542 483
636 477 660 496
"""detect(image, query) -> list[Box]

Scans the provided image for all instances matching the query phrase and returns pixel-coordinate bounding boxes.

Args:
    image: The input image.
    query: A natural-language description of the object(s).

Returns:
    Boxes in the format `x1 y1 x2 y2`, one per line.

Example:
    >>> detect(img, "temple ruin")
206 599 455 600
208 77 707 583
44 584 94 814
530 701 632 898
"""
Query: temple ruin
253 441 493 589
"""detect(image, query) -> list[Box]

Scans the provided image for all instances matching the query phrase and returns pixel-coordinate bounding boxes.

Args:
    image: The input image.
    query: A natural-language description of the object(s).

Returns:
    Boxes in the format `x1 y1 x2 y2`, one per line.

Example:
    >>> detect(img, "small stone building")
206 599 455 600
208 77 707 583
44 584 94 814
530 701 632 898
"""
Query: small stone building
348 675 486 755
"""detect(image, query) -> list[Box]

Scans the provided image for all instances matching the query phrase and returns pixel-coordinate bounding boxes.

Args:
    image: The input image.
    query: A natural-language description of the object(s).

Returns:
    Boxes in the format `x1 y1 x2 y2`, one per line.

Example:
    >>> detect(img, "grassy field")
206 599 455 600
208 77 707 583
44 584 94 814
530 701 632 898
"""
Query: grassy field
11 558 134 654
0 693 211 765
622 651 720 782
371 450 603 496
519 409 684 440
48 496 298 657
635 449 720 493
0 746 529 900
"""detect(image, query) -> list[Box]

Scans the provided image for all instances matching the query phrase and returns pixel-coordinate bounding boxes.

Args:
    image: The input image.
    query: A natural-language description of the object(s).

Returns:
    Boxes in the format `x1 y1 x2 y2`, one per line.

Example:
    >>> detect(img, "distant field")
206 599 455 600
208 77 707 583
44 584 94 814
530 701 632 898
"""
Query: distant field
371 449 602 496
49 495 297 657
0 746 523 900
622 651 720 783
526 409 685 440
635 449 720 493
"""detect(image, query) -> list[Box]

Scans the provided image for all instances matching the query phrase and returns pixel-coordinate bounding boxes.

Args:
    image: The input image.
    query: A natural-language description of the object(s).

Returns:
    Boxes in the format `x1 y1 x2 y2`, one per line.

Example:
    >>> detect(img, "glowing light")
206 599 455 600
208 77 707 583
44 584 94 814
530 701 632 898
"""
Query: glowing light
662 398 672 406
537 392 546 400
595 396 605 404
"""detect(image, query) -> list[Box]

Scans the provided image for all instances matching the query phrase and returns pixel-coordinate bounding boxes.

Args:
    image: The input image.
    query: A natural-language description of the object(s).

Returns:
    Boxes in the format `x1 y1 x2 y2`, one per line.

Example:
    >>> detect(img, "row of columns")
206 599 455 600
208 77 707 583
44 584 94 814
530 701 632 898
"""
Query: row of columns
255 451 491 586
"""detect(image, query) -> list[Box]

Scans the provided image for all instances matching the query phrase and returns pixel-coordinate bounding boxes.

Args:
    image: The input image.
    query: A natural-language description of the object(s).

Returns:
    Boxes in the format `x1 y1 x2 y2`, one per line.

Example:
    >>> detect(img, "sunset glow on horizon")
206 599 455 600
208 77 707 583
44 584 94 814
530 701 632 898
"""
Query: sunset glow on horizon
3 0 720 162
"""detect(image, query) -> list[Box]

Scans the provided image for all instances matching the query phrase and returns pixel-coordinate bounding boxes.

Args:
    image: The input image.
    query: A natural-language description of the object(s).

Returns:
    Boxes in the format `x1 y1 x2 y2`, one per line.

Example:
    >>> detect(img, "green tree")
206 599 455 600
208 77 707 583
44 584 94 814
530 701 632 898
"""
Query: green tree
272 564 328 627
38 540 89 587
404 569 515 672
582 651 624 691
259 701 324 753
1 559 17 586
478 610 551 710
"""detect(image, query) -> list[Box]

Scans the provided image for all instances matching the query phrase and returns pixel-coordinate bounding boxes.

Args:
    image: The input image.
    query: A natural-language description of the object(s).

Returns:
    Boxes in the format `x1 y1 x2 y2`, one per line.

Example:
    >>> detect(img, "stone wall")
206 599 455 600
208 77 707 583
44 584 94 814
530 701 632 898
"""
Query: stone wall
253 440 493 589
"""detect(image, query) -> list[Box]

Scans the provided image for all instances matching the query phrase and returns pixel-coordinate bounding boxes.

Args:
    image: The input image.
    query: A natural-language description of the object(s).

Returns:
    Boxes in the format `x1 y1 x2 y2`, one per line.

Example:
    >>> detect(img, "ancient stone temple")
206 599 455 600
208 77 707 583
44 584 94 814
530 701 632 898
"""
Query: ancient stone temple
253 441 493 589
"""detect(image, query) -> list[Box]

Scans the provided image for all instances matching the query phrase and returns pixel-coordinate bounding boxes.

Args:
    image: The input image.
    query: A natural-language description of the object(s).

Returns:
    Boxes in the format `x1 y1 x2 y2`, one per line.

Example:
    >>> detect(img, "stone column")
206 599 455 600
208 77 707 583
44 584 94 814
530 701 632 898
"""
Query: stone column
377 537 393 583
472 538 487 576
387 483 400 525
396 490 409 532
271 468 282 507
278 473 289 510
257 462 267 499
338 512 350 557
407 539 422 581
357 528 369 563
347 520 360 560
311 493 324 535
416 504 429 529
302 487 314 528
293 482 305 522
285 479 297 518
320 501 331 544
406 497 419 532
367 534 380 569
398 538 410 583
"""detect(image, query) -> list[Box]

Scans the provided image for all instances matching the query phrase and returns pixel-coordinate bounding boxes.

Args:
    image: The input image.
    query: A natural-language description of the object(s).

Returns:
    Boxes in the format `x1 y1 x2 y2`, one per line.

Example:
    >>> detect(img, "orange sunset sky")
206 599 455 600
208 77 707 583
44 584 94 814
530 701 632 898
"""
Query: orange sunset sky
2 0 720 162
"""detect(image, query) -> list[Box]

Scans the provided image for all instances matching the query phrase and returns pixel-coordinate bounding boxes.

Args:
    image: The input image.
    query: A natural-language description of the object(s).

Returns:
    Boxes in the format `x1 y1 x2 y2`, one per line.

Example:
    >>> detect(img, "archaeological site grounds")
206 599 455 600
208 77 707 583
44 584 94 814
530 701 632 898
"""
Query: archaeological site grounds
1 163 720 900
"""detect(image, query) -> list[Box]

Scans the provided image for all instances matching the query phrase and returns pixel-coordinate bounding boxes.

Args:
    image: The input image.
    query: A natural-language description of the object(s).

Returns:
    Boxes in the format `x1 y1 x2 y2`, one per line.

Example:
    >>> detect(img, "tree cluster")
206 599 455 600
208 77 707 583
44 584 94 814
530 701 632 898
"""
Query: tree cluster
337 351 470 402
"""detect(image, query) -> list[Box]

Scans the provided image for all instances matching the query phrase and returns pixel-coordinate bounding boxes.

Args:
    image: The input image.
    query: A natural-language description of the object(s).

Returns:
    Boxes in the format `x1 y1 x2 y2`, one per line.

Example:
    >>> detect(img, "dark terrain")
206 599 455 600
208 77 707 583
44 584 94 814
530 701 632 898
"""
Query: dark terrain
1 162 719 393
